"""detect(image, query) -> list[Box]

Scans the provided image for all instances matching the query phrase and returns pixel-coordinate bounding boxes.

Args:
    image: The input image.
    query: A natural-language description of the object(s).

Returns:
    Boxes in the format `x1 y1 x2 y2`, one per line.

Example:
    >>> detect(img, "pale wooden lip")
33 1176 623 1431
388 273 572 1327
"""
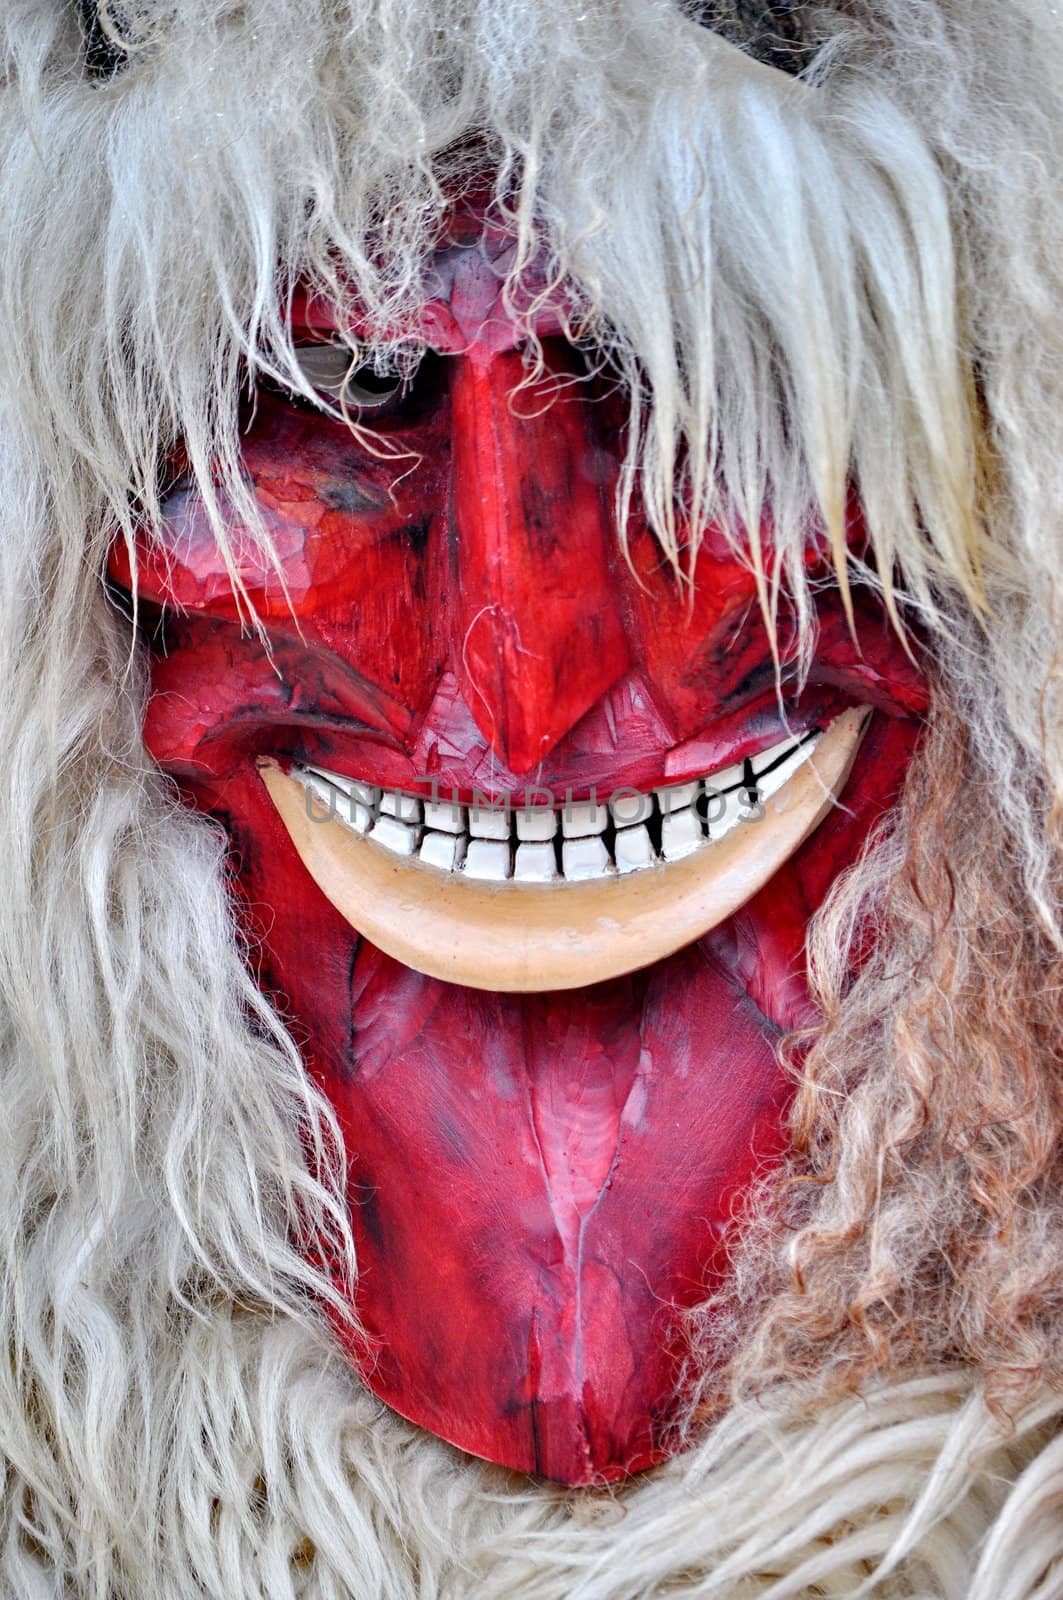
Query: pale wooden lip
259 707 868 994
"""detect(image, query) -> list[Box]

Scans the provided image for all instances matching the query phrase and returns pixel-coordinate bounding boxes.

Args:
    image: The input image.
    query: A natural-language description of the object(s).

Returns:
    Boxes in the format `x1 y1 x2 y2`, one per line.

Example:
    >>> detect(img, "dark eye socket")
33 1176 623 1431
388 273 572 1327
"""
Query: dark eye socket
290 341 410 413
689 0 810 78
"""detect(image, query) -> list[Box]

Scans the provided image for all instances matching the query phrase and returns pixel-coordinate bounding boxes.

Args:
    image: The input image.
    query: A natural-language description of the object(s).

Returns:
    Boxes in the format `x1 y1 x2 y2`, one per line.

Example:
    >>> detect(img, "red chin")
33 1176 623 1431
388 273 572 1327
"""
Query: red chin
158 706 917 1484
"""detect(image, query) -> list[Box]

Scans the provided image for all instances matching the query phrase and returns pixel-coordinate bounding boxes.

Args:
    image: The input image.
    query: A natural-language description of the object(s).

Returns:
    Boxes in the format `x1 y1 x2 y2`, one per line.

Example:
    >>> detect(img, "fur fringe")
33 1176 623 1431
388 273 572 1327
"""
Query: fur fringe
0 0 1059 1593
13 1322 1063 1598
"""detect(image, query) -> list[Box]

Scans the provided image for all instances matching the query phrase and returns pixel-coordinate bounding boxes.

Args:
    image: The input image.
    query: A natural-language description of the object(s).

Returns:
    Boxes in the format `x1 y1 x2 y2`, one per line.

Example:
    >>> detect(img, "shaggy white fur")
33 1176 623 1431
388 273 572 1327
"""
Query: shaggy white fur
0 0 1060 1595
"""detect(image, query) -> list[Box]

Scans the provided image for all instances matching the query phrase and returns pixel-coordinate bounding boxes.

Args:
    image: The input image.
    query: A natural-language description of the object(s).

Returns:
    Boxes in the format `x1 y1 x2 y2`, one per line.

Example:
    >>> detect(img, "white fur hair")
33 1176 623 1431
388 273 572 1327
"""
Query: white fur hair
0 0 1060 1594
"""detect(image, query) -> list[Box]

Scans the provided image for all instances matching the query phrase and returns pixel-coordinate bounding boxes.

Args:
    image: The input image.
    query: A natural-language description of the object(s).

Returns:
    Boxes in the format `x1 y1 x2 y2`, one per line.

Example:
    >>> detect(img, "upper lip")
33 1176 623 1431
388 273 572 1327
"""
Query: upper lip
138 585 928 795
282 715 828 809
277 686 860 809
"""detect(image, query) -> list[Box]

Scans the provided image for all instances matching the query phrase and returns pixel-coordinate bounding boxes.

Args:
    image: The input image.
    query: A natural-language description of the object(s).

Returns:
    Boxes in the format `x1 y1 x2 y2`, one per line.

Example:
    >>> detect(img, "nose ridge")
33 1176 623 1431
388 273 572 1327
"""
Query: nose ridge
448 342 630 775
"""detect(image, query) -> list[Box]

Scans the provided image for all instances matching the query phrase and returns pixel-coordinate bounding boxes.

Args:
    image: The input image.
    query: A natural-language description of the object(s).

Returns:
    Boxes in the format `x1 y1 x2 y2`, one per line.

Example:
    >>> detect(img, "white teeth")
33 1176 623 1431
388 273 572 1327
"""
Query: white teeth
463 839 512 881
292 725 832 884
302 771 341 817
705 784 757 842
369 814 421 856
609 790 652 826
514 841 559 882
301 772 373 832
706 760 743 793
380 789 423 824
756 730 823 797
660 806 705 861
516 806 558 841
419 830 467 872
614 824 655 874
266 711 868 995
562 836 615 881
345 800 374 835
753 742 790 777
307 766 380 809
561 799 609 838
468 804 511 841
656 780 699 814
424 798 466 833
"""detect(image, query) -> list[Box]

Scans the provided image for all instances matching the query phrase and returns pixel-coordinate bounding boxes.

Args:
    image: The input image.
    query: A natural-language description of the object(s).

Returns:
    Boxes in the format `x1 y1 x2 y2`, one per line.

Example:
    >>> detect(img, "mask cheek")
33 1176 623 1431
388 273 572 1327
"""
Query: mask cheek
105 506 267 618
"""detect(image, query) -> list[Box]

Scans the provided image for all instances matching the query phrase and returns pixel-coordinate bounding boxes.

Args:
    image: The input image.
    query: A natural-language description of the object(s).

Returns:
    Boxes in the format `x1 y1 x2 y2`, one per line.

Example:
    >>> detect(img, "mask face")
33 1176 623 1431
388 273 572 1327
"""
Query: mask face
110 213 927 1484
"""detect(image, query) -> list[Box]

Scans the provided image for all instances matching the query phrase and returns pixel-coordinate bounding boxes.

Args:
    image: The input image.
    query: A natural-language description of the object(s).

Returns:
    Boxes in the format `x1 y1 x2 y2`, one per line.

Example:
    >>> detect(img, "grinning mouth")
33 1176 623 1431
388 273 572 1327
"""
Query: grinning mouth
260 706 869 993
292 726 823 883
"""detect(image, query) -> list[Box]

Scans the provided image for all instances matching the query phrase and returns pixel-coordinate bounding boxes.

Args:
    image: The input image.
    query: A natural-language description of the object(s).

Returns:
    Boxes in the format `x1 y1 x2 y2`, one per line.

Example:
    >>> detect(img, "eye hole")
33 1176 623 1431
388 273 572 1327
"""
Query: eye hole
290 341 408 412
689 0 809 78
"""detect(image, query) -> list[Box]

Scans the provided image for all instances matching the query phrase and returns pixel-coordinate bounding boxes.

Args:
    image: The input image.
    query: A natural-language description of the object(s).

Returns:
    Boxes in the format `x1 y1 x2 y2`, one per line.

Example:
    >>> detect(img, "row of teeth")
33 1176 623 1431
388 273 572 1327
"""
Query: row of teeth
293 730 822 884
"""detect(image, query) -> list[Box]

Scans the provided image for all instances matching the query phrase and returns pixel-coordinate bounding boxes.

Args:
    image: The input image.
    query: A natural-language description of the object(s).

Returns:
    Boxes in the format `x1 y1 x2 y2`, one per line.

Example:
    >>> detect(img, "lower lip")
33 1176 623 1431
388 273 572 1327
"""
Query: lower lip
259 708 869 993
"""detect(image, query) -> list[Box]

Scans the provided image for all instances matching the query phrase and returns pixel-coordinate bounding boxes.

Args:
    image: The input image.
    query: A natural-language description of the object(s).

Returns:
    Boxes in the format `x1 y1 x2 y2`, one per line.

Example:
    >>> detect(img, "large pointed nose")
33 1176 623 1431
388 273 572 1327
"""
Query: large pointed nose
448 342 631 774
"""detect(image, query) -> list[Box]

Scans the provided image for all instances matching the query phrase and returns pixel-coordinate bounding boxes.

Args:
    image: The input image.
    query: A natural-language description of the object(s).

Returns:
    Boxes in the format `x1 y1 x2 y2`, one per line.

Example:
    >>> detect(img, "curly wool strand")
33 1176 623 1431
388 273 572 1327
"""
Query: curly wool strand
0 1 1059 1595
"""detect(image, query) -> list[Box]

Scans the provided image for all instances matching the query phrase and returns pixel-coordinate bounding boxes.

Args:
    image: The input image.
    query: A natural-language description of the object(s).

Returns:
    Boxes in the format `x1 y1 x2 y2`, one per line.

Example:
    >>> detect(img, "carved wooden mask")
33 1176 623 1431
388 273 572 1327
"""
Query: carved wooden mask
109 211 927 1484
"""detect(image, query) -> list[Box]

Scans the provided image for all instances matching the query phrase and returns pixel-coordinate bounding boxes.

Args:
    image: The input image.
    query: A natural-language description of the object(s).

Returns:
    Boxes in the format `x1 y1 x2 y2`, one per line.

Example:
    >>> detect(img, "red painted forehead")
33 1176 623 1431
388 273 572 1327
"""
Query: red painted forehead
293 203 574 357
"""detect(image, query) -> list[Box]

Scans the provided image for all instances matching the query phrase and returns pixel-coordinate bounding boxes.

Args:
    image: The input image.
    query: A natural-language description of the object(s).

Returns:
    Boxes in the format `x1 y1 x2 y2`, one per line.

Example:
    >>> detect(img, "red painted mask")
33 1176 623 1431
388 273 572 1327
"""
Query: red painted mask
110 214 927 1483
